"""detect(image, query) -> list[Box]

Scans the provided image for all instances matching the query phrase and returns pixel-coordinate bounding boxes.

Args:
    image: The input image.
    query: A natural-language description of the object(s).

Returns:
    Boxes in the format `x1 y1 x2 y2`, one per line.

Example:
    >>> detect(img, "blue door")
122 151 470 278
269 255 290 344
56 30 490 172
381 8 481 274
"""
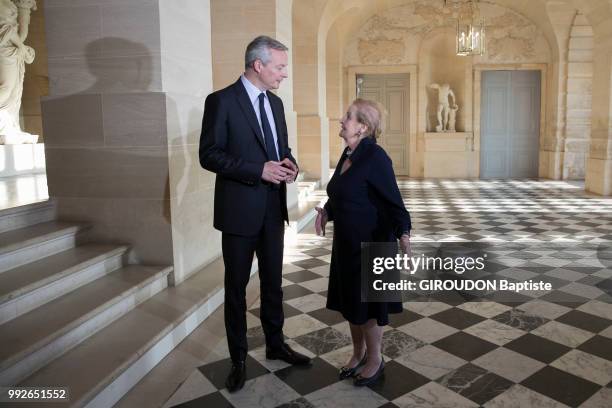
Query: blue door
481 70 540 179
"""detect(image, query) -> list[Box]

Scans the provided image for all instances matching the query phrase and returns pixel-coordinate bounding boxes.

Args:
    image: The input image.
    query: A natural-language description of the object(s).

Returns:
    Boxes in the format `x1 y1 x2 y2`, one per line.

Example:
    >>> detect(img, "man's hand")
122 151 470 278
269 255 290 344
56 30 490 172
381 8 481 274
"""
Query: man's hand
315 207 328 236
262 161 297 184
280 158 298 184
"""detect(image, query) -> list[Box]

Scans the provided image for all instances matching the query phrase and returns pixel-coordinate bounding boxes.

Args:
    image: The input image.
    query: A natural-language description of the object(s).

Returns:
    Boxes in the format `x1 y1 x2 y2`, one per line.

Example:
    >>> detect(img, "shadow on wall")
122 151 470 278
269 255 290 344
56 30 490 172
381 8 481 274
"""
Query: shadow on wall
44 37 175 265
83 37 153 93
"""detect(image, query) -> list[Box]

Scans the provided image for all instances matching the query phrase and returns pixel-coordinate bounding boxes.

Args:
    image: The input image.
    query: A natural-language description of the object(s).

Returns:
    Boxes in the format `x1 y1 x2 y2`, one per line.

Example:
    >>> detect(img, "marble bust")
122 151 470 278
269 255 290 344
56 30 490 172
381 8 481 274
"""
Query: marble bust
0 0 38 144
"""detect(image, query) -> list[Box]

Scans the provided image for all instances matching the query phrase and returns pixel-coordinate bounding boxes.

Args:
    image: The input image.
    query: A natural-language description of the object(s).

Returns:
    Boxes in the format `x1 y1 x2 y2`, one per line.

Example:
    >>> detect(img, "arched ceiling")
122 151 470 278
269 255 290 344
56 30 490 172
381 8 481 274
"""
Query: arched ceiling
317 0 561 56
296 0 612 60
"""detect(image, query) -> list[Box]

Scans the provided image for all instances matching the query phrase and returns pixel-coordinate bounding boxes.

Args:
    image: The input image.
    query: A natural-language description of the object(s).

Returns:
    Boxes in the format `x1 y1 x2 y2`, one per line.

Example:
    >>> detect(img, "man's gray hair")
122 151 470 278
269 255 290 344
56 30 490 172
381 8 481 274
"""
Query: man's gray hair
245 36 288 69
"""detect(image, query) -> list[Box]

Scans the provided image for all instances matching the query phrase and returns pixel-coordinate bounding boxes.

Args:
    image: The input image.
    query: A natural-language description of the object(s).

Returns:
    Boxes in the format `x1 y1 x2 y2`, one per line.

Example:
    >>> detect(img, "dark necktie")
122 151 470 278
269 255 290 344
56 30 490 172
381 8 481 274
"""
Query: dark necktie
258 93 279 161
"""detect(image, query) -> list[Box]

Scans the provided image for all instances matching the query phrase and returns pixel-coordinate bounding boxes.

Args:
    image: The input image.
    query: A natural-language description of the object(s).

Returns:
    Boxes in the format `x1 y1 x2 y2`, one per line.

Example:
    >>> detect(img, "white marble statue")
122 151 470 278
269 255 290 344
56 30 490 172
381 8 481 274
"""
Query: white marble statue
0 0 38 144
428 83 458 132
448 104 458 132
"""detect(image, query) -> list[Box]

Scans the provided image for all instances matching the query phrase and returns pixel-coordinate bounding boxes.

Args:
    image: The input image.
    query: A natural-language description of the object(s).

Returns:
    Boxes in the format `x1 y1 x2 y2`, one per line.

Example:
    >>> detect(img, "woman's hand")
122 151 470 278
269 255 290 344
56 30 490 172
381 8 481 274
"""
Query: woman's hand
400 233 411 258
315 207 328 236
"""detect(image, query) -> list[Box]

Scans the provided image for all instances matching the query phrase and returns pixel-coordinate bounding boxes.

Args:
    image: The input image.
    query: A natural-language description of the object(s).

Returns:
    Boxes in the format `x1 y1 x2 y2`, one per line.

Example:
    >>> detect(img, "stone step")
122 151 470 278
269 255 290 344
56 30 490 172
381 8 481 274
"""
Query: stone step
0 265 171 386
0 244 129 325
0 200 56 234
297 178 321 201
0 221 90 273
16 262 221 408
17 188 323 407
288 179 327 236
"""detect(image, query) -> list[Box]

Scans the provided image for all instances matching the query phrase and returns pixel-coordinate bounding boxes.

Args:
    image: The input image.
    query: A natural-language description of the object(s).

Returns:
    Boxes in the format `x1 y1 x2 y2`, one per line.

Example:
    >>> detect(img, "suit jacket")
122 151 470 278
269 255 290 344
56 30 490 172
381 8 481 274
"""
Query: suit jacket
199 78 297 236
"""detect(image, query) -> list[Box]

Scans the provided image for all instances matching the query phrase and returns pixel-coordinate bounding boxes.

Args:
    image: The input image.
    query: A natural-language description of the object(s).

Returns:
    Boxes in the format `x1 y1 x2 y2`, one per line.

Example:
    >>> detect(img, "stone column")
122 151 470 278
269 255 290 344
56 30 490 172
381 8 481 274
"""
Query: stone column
564 13 593 180
543 2 575 180
585 39 612 195
160 0 216 284
583 2 612 196
210 0 298 208
326 24 343 167
42 0 215 284
293 0 330 183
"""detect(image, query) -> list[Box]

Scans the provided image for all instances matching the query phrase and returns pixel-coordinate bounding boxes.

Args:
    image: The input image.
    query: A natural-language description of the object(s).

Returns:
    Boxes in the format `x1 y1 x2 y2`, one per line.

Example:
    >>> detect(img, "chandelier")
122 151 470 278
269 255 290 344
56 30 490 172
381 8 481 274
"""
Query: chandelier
447 0 486 56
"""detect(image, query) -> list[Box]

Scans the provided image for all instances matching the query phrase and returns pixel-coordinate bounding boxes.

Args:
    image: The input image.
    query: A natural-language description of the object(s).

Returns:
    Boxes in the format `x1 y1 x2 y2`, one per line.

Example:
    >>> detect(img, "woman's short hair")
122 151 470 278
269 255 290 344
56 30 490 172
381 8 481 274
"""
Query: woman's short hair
352 98 386 140
245 36 288 69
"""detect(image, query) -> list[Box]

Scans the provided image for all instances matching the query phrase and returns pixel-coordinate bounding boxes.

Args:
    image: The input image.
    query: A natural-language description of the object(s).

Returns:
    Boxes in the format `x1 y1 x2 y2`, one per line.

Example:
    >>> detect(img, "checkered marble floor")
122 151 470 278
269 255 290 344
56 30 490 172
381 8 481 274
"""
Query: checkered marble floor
165 180 612 408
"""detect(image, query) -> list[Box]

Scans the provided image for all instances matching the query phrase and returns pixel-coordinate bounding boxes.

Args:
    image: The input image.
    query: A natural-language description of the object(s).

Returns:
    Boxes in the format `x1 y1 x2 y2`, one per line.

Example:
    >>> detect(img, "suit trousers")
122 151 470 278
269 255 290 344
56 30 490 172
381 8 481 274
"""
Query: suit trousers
222 188 285 363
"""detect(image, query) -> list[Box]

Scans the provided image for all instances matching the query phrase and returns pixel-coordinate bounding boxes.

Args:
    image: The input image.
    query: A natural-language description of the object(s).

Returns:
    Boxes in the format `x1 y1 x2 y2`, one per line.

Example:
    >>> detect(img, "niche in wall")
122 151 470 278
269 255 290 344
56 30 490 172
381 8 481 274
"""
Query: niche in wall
420 29 468 132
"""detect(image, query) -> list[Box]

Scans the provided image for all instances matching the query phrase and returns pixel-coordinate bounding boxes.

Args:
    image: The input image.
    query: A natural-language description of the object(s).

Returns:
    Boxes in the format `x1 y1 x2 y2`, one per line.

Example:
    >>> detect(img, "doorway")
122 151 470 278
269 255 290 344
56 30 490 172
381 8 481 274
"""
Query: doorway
357 73 410 175
480 70 541 179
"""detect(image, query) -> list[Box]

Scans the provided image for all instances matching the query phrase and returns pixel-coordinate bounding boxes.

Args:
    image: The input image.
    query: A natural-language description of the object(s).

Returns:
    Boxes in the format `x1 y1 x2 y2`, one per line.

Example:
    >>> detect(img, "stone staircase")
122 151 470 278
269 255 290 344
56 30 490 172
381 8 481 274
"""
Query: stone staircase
0 200 172 407
0 178 327 408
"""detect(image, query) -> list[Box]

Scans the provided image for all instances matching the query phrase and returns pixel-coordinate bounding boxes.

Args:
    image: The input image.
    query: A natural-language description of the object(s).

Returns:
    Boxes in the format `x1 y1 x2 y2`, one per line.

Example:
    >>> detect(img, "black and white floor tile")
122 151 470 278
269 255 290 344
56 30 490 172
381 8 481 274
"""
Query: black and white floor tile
165 180 612 408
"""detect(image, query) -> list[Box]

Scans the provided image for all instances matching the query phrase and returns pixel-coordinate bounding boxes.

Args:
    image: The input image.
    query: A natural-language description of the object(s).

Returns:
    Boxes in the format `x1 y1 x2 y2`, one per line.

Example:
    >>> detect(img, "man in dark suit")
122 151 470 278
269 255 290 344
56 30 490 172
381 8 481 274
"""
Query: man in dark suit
199 36 311 393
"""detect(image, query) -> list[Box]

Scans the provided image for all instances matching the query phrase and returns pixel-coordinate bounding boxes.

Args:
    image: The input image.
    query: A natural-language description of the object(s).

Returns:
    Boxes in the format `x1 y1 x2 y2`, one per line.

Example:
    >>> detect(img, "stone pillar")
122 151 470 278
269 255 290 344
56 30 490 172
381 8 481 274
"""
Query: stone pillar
42 0 215 284
583 2 612 195
160 0 216 284
293 1 330 183
564 13 593 180
210 0 298 208
326 24 343 167
585 40 612 195
543 2 576 180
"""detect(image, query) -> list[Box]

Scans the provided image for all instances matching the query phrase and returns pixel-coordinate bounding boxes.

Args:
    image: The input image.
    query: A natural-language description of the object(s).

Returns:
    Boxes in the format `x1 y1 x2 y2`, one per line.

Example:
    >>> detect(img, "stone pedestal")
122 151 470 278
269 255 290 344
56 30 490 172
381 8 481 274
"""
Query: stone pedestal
586 157 612 196
0 144 46 177
423 132 478 178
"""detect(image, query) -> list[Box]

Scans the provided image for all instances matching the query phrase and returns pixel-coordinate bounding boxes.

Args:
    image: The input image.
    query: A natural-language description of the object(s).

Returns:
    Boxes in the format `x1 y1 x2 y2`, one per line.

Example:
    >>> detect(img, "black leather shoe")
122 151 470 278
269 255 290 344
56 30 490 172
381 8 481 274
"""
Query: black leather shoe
339 353 367 380
266 343 311 365
225 361 246 392
354 358 384 387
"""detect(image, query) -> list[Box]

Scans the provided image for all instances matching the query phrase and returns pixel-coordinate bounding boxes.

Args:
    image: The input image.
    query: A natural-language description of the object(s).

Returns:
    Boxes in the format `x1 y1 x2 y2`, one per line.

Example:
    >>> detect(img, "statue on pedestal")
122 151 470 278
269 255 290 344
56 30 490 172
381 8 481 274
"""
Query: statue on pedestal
0 0 38 144
428 83 458 132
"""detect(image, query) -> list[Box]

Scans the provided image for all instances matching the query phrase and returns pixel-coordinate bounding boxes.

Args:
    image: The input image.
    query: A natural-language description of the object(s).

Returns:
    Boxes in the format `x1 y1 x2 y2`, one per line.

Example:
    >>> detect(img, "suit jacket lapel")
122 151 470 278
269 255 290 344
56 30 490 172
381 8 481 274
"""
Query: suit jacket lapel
233 80 267 154
268 92 286 159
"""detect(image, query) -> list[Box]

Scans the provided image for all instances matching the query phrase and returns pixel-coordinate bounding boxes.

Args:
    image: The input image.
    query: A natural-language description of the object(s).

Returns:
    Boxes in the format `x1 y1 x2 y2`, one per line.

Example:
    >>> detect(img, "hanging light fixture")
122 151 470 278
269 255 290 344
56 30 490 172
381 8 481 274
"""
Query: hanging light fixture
453 0 486 56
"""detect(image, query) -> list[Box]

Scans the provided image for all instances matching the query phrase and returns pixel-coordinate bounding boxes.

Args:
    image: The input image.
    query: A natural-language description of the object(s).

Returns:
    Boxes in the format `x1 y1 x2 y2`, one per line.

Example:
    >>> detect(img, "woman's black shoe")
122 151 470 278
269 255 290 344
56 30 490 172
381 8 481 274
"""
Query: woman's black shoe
353 358 384 386
339 353 367 380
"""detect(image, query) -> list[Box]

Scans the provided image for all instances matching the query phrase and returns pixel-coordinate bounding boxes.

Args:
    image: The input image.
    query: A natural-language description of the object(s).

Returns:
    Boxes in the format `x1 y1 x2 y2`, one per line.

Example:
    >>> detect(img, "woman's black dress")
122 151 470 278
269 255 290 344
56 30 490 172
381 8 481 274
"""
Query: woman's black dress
325 137 411 326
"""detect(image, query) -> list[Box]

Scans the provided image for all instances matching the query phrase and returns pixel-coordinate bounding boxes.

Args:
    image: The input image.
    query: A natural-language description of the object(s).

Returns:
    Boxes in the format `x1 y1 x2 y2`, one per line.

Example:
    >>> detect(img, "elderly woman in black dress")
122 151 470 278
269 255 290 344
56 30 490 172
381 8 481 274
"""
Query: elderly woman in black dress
315 98 411 386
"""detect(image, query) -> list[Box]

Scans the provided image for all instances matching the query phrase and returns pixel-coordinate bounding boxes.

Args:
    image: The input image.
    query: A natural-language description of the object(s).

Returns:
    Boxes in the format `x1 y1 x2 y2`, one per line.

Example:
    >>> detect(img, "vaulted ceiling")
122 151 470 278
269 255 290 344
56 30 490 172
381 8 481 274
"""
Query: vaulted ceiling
293 0 612 60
